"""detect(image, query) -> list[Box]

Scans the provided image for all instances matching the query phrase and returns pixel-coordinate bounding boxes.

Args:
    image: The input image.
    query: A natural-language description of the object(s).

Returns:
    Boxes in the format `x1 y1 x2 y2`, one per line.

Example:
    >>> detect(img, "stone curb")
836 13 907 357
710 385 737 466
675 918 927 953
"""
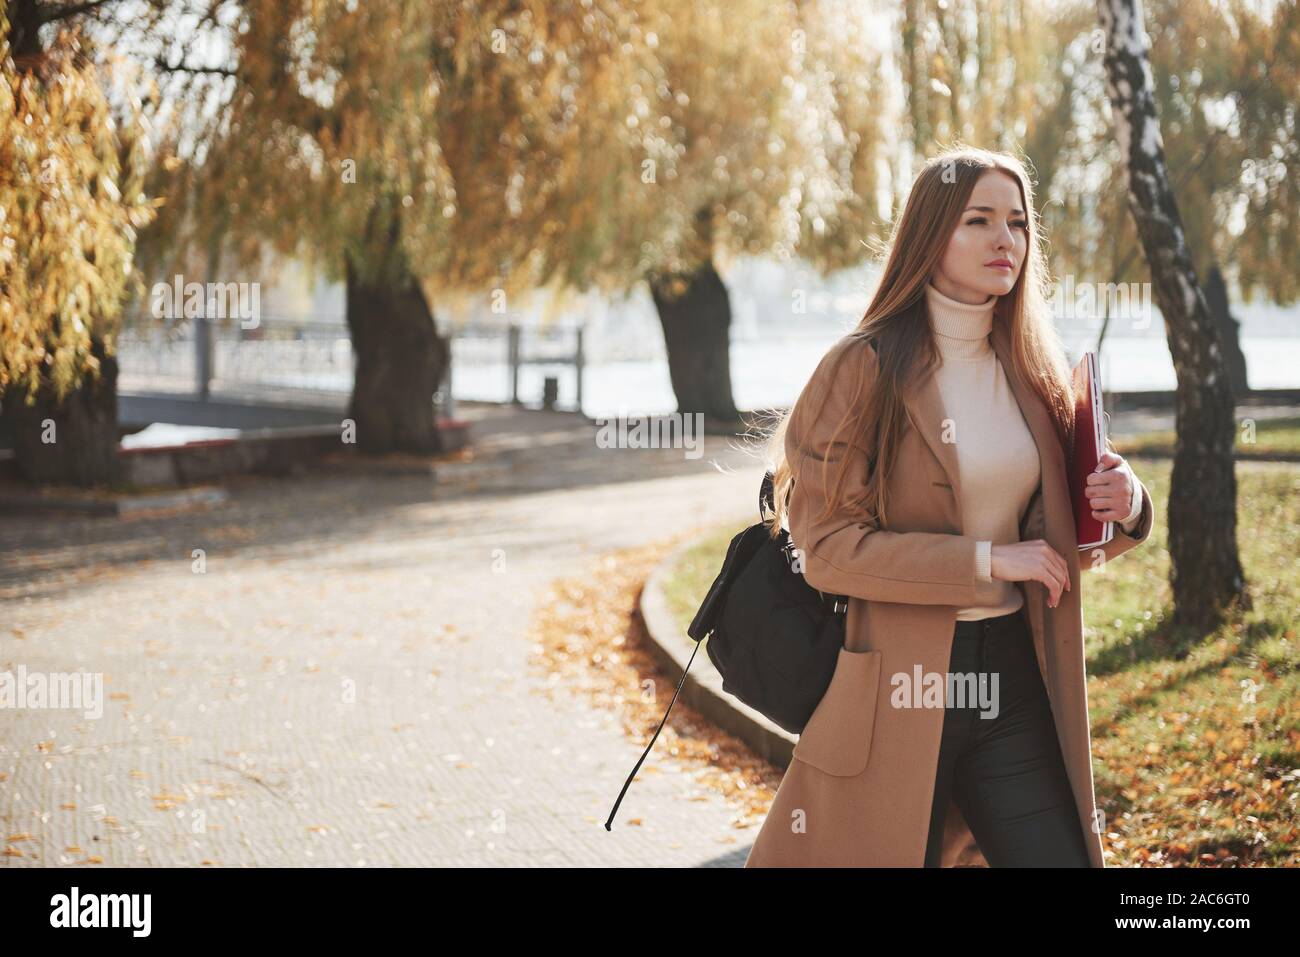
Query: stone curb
638 528 797 770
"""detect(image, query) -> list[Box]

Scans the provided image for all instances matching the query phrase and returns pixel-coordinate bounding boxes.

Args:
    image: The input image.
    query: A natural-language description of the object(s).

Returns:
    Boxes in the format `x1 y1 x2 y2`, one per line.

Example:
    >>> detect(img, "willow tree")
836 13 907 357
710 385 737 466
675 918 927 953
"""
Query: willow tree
441 0 891 426
146 0 678 453
146 1 460 454
645 0 895 424
631 0 843 425
0 1 155 485
477 0 889 426
423 0 884 426
784 0 892 275
893 0 1069 194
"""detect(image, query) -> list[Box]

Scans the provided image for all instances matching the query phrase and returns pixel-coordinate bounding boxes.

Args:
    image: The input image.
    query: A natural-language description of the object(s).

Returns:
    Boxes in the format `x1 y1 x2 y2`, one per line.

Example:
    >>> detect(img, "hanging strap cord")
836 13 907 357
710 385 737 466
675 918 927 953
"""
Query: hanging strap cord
604 638 701 830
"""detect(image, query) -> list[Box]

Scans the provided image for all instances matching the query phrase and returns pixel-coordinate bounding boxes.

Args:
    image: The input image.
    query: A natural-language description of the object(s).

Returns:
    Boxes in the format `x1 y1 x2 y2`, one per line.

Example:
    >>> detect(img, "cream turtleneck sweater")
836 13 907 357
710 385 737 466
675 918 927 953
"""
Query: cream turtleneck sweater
924 281 1142 620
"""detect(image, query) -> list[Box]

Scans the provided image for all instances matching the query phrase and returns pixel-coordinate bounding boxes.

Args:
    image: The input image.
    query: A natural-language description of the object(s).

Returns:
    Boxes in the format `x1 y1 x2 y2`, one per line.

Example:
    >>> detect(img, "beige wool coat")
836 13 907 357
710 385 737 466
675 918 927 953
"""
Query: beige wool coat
745 324 1155 868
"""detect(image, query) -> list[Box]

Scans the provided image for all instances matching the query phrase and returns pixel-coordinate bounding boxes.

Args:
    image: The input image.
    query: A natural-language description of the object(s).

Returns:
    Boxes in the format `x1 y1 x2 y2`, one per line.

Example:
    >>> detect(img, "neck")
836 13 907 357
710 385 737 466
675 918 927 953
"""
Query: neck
925 281 995 360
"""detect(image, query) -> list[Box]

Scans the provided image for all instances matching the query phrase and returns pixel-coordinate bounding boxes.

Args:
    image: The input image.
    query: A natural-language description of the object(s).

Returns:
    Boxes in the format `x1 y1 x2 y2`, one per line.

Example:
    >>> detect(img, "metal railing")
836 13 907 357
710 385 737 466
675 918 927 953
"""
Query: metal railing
117 317 355 403
116 317 587 415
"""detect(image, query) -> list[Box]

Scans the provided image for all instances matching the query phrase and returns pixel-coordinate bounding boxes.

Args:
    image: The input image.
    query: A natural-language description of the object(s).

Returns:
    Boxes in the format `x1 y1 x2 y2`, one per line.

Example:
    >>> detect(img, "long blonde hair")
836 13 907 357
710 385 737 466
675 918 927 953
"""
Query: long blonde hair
760 145 1075 540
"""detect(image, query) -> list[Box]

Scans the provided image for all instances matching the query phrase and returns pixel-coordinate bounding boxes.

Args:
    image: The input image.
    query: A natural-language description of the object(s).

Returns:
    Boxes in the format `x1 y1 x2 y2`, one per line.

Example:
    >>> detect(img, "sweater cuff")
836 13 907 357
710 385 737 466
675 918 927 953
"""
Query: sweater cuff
975 540 993 582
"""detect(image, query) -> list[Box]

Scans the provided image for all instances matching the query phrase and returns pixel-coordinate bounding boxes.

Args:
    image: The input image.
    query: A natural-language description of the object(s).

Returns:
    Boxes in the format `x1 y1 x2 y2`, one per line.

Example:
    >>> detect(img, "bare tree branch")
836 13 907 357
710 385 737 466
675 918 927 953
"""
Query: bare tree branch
154 54 235 77
37 0 116 24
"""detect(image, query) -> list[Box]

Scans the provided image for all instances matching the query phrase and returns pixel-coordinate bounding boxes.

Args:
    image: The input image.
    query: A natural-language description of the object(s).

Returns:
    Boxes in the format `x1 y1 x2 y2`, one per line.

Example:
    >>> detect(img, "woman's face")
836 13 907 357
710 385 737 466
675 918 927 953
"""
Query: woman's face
931 169 1028 304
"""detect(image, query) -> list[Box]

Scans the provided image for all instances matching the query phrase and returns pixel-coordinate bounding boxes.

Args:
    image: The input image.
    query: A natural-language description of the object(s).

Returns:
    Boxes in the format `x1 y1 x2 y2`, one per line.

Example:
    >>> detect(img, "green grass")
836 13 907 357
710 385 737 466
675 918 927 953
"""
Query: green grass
663 454 1300 866
661 523 747 633
1120 415 1300 457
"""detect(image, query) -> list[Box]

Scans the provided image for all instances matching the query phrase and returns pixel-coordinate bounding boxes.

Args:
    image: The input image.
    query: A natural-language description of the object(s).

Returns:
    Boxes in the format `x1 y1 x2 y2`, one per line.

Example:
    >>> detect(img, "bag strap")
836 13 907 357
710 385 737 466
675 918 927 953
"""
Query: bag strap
765 471 848 615
604 638 701 830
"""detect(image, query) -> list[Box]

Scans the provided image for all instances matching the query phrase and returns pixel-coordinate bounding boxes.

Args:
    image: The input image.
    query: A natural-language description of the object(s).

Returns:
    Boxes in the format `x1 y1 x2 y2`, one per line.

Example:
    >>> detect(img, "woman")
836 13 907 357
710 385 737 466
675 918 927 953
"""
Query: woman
746 146 1155 868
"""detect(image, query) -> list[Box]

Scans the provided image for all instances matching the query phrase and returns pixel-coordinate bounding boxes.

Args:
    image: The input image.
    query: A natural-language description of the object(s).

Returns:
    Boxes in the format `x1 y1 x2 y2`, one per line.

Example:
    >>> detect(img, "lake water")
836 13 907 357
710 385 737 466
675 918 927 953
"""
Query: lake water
447 333 1300 419
120 252 1300 421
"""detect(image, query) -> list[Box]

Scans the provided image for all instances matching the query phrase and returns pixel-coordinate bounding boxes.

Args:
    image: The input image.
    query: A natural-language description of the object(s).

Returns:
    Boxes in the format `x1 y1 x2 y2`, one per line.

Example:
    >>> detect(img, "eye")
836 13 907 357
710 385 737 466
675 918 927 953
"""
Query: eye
972 217 1029 232
967 217 1030 230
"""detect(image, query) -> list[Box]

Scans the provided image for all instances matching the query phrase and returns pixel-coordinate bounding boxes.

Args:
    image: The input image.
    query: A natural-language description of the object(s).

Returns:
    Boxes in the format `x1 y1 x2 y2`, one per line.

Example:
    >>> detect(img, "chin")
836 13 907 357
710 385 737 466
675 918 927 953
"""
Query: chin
980 274 1018 297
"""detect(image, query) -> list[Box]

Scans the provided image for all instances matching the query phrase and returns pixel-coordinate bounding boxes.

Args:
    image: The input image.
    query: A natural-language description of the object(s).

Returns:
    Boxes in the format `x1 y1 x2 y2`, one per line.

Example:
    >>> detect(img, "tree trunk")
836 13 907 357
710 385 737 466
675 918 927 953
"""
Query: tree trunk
1203 264 1250 397
1 337 122 487
647 260 741 427
343 256 449 455
6 0 45 59
1096 0 1249 631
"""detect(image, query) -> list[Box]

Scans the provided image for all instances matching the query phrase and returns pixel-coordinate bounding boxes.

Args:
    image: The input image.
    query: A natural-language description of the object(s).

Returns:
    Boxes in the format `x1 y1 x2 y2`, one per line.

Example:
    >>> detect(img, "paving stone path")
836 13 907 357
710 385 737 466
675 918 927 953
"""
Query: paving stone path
0 406 765 867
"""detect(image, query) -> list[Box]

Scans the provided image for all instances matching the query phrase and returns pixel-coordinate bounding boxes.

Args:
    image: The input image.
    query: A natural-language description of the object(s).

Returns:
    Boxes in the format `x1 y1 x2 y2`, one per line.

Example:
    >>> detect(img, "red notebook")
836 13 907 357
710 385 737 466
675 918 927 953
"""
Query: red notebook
1069 351 1114 549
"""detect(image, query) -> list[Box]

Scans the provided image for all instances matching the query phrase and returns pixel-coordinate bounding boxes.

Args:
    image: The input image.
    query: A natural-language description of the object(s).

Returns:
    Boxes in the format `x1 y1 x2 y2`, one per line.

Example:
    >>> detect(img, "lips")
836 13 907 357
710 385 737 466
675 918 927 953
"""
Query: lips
986 259 1014 269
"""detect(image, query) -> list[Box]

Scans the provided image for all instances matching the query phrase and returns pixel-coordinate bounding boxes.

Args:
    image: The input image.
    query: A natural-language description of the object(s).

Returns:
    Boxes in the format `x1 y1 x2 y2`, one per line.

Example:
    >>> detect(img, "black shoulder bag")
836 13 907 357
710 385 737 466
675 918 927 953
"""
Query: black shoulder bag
604 469 849 829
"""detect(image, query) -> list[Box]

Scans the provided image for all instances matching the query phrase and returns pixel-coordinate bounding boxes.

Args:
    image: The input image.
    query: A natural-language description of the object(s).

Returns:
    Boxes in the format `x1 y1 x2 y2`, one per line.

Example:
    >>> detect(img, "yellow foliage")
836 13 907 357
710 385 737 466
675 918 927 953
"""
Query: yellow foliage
0 15 155 404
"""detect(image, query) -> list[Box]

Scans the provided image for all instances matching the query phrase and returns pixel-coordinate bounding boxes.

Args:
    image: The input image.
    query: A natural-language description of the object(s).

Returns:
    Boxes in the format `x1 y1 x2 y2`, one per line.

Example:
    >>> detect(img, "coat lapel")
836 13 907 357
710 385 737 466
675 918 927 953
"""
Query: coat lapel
901 355 966 522
989 323 1076 562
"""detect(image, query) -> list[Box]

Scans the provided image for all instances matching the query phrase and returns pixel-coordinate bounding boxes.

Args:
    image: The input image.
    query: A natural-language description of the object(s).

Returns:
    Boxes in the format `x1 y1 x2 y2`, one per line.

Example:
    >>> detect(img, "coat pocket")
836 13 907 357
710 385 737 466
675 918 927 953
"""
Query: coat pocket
791 647 884 777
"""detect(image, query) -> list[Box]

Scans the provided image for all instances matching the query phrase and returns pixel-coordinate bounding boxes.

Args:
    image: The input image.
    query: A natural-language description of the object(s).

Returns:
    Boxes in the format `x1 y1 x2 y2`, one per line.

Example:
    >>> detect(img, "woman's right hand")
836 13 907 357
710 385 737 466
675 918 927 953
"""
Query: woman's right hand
990 540 1070 608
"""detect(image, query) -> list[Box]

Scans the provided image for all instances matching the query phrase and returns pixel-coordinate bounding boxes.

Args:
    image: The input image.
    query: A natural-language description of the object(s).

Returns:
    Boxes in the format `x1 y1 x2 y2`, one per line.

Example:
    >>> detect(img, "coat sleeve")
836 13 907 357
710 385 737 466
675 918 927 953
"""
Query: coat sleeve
785 337 985 606
1078 436 1155 570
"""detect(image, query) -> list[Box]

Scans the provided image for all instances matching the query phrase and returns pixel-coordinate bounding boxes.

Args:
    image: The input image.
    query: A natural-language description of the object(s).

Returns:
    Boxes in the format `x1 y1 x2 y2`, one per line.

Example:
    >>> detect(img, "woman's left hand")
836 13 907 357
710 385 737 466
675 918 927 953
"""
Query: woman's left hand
1084 450 1136 522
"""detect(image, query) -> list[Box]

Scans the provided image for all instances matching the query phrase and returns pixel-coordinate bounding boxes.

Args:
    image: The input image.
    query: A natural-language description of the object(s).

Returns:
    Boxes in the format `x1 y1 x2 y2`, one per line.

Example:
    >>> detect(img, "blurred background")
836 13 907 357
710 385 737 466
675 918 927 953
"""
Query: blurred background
0 0 1296 869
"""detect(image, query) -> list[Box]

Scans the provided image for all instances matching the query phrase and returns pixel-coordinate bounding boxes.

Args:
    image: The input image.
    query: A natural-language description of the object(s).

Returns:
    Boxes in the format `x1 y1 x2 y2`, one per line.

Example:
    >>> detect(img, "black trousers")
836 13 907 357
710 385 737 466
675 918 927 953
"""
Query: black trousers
923 607 1091 867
